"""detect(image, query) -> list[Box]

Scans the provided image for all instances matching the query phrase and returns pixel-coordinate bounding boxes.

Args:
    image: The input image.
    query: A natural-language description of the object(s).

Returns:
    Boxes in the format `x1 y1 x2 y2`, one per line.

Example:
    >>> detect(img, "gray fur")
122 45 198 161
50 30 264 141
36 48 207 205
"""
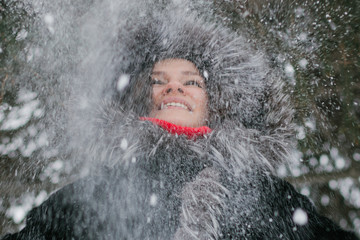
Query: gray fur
67 3 295 239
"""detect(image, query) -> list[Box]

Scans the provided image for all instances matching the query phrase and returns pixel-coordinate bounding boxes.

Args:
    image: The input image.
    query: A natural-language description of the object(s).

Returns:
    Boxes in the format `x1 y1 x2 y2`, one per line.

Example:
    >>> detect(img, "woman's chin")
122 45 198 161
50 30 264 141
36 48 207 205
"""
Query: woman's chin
160 117 195 127
148 107 210 128
151 113 199 128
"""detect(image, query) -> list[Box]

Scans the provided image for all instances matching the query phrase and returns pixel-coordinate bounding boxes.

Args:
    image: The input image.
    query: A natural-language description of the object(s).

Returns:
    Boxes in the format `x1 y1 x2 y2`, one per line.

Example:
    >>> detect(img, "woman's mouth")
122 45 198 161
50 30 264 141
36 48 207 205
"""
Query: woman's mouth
161 102 189 110
158 98 192 111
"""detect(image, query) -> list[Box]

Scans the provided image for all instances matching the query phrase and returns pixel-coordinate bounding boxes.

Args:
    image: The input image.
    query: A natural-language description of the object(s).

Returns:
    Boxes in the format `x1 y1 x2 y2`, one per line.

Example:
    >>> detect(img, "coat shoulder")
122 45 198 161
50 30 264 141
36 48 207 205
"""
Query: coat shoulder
1 176 110 240
221 175 359 240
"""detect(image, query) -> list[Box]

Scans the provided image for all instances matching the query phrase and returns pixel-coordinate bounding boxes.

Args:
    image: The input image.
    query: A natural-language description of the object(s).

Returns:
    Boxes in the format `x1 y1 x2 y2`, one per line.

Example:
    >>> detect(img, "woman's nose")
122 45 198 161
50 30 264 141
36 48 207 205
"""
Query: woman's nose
164 87 184 94
163 81 184 95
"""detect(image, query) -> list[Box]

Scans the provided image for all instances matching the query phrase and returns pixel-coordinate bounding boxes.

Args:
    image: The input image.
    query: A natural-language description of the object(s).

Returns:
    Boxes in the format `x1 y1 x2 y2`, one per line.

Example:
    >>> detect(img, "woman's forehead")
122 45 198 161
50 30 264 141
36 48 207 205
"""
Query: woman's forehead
151 58 203 77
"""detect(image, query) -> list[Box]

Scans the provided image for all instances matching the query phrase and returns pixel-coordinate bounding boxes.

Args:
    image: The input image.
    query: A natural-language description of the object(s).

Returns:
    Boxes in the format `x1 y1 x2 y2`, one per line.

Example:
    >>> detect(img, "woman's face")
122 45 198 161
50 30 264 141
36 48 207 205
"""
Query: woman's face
149 58 208 127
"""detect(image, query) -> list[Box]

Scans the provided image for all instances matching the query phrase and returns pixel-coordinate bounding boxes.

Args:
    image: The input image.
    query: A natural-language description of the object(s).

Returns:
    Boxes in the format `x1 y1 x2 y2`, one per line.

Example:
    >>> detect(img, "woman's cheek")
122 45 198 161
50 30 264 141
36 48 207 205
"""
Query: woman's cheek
152 88 162 103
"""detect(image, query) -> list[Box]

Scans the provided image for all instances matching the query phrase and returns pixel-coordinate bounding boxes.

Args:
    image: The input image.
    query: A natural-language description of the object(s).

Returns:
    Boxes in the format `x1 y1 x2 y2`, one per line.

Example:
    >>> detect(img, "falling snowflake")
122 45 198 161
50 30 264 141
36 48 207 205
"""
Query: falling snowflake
293 208 308 226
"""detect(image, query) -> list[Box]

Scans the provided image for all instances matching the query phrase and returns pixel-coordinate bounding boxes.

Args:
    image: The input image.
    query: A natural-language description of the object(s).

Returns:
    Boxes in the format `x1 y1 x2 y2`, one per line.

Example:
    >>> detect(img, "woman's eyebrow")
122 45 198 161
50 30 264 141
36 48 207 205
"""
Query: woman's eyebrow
151 71 201 77
151 71 165 75
181 71 201 76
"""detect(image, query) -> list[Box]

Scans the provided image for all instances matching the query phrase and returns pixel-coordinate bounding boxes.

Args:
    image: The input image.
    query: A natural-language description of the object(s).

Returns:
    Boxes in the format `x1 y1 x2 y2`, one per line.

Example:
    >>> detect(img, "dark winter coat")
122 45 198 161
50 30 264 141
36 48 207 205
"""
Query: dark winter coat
2 2 358 240
1 161 358 240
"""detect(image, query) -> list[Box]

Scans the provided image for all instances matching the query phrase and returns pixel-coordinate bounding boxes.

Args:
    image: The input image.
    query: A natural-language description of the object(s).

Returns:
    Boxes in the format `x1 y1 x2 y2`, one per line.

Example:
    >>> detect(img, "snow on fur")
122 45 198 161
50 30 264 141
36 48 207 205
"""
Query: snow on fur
67 3 295 240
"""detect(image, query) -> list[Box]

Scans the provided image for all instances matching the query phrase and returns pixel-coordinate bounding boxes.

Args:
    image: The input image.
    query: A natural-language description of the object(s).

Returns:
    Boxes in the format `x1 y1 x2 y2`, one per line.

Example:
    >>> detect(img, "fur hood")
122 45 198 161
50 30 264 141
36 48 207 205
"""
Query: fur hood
67 3 296 240
73 5 295 169
71 6 294 170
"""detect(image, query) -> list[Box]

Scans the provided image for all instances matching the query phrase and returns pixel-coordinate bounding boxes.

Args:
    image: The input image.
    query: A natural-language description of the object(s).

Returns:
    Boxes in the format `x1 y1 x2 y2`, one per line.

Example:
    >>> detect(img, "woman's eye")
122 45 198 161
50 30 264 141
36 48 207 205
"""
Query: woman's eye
151 79 164 85
185 80 202 88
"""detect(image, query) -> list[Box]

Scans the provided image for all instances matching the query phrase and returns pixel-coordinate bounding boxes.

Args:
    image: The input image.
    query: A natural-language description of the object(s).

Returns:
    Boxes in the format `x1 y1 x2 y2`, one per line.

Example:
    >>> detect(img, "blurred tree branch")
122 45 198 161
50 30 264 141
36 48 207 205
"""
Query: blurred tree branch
0 74 8 104
286 161 360 185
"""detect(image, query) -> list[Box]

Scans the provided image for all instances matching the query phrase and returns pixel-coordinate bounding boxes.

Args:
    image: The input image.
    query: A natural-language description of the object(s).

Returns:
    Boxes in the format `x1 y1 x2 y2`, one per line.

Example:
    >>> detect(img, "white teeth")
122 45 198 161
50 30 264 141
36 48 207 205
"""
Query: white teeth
161 102 188 110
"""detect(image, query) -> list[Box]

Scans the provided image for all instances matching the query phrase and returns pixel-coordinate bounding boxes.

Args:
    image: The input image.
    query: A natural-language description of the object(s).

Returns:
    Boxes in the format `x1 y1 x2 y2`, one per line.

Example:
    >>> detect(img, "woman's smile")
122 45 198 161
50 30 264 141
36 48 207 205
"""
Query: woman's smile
158 97 192 111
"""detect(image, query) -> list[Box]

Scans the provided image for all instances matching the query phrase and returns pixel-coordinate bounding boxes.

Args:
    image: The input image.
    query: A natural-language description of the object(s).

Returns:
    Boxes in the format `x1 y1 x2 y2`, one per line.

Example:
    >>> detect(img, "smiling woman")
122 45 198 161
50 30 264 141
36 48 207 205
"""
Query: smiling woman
149 59 208 128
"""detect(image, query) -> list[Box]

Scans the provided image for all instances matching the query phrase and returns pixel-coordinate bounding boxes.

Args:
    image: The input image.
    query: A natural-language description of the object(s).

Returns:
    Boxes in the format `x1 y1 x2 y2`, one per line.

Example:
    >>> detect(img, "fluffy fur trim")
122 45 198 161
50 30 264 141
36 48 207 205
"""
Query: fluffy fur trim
69 3 296 239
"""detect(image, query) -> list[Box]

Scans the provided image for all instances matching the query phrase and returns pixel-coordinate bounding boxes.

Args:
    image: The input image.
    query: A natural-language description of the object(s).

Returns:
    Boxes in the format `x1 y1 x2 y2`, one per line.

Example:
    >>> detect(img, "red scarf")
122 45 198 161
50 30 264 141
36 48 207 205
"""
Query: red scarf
140 117 212 139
